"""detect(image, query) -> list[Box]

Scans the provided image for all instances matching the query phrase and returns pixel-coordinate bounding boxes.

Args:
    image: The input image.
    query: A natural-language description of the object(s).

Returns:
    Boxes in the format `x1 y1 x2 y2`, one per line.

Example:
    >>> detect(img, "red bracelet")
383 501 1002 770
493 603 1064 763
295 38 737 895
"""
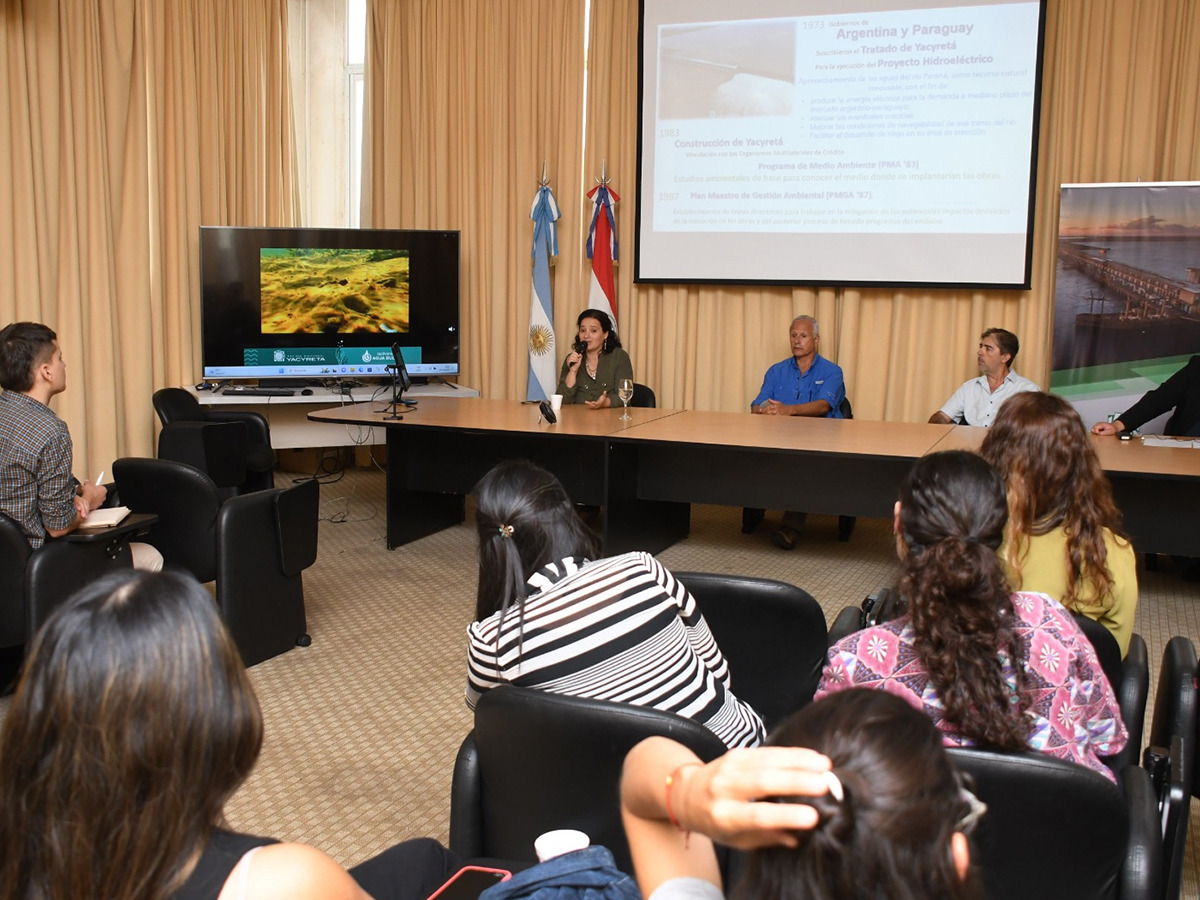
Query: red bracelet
665 761 704 845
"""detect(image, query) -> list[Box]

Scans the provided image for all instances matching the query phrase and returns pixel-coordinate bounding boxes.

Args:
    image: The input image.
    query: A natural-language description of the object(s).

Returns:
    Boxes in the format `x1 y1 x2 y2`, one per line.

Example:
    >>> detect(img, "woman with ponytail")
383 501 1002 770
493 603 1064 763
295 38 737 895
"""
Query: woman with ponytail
816 451 1125 780
621 689 981 900
465 459 765 749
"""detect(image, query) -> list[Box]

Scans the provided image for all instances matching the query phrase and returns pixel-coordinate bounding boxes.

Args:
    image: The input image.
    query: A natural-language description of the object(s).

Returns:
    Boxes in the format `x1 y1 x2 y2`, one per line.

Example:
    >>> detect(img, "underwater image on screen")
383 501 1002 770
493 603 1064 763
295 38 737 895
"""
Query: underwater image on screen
259 247 411 334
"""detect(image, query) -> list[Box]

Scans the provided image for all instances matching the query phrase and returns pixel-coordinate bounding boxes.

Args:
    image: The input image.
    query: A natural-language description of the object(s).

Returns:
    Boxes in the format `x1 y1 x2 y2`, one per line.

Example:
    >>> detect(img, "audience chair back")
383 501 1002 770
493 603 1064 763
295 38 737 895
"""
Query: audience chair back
629 382 656 408
450 685 728 874
674 571 826 728
1068 613 1149 772
114 457 223 581
152 388 276 494
113 457 317 665
1146 635 1198 900
0 514 32 648
1 512 133 651
948 747 1160 900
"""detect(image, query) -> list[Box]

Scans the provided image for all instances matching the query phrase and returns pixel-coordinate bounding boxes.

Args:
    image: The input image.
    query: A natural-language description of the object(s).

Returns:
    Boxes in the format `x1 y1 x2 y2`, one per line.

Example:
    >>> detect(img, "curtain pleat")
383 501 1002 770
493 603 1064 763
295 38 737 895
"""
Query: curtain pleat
1 0 297 474
365 0 588 400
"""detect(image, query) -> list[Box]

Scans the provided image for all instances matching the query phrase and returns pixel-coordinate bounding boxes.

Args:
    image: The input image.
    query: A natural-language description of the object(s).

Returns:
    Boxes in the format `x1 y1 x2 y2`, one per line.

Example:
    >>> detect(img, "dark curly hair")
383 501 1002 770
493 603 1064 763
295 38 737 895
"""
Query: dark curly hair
897 451 1030 751
979 391 1125 613
577 309 622 353
732 689 979 900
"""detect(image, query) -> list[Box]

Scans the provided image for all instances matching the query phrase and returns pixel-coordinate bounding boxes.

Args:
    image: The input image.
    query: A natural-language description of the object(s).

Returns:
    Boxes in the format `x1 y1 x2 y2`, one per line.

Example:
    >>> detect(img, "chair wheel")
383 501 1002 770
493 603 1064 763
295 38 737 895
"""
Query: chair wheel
296 633 312 647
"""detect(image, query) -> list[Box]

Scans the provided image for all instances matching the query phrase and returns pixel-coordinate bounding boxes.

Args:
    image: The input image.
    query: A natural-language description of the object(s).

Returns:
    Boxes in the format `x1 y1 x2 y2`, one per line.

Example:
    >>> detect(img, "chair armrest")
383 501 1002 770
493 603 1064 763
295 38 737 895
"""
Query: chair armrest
827 606 864 646
209 409 272 451
449 731 484 859
1113 634 1149 771
1119 764 1162 900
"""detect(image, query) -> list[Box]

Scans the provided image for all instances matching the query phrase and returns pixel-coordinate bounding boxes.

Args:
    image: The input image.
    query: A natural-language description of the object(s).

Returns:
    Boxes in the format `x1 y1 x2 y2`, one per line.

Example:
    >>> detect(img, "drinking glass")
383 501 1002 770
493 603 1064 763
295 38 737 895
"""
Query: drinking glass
617 379 634 420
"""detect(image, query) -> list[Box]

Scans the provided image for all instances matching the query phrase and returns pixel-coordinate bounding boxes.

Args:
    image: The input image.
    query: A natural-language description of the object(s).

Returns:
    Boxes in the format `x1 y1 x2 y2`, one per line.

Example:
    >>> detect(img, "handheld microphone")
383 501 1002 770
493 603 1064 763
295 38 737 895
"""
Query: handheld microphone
574 338 586 355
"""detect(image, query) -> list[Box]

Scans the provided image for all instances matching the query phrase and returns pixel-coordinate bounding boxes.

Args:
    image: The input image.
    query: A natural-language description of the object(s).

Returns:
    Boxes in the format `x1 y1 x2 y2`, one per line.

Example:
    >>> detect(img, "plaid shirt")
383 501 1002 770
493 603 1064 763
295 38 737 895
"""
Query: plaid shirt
0 390 77 548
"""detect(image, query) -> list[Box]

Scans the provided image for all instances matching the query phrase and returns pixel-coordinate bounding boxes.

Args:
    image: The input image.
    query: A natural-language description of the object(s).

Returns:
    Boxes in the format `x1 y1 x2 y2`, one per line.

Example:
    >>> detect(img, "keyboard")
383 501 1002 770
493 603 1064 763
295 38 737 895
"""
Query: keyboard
221 386 295 397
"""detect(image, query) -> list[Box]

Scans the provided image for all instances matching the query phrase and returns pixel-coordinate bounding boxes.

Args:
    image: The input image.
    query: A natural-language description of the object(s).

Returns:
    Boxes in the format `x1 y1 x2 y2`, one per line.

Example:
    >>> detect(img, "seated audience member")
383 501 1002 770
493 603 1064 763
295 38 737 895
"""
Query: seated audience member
0 321 160 569
981 392 1136 655
748 315 846 550
816 451 1126 781
1091 354 1200 437
620 689 981 900
466 459 766 749
928 328 1038 426
558 309 632 409
0 569 456 900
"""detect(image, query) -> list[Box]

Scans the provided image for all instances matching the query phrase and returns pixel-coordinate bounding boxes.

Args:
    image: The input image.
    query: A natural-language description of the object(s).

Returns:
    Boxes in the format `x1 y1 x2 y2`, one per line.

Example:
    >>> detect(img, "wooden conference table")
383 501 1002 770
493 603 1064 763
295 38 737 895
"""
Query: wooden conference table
309 398 1200 557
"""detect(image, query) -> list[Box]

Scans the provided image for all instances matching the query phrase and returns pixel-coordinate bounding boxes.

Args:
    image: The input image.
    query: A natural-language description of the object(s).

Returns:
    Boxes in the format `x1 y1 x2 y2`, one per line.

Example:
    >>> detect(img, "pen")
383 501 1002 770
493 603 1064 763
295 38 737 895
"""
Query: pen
95 470 105 485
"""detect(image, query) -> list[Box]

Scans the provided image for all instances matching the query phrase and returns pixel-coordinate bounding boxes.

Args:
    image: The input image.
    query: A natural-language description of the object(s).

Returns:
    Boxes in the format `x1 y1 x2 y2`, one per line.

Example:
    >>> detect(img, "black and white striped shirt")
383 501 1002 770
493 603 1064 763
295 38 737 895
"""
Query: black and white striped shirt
466 551 766 748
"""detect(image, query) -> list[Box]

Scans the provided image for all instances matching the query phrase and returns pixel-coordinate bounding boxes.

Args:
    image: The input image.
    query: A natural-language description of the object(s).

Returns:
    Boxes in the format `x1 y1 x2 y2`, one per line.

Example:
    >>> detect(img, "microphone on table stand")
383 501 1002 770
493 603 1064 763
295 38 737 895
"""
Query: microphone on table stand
385 343 413 420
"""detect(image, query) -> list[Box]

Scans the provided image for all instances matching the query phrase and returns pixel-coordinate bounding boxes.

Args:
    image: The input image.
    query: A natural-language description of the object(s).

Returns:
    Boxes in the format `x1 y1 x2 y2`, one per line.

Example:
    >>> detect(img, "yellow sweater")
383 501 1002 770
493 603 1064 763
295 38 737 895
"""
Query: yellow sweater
1002 526 1137 656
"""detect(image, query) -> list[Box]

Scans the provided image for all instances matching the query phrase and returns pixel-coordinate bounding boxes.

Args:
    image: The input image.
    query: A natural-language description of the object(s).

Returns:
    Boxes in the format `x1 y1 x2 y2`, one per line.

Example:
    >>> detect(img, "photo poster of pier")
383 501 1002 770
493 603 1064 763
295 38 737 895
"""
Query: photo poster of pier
1051 181 1200 431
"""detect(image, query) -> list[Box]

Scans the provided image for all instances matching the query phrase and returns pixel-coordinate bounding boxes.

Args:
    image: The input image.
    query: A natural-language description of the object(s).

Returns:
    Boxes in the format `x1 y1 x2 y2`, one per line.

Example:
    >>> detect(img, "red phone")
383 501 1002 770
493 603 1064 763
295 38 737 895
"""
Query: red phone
425 866 513 900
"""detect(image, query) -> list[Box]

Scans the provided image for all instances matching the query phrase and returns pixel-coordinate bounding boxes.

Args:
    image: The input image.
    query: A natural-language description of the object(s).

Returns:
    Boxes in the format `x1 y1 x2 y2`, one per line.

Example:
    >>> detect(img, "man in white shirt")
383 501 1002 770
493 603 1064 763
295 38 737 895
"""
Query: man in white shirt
929 328 1038 427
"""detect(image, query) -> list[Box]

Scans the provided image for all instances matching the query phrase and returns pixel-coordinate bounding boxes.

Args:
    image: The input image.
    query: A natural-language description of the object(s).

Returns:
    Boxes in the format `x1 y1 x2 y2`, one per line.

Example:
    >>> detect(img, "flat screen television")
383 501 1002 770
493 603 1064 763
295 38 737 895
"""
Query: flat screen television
199 226 460 381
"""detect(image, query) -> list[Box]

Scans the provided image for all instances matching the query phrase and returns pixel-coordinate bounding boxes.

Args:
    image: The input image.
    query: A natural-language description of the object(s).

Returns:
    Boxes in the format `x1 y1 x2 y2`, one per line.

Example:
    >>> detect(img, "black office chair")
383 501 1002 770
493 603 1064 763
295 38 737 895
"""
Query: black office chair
1143 636 1197 900
629 382 656 408
450 685 729 875
0 512 133 655
152 388 276 494
1070 615 1148 772
112 457 318 666
948 747 1160 900
674 571 827 728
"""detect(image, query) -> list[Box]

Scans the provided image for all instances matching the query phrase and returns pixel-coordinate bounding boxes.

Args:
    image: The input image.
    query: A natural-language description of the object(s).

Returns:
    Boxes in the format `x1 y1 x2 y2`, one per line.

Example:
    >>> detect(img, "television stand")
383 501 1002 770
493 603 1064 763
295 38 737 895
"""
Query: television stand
189 383 477 448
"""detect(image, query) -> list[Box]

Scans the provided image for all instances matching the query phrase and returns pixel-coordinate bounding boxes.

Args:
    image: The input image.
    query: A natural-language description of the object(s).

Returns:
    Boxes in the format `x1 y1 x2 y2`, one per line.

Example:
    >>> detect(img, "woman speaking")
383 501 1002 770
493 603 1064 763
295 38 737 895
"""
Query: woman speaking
558 308 633 408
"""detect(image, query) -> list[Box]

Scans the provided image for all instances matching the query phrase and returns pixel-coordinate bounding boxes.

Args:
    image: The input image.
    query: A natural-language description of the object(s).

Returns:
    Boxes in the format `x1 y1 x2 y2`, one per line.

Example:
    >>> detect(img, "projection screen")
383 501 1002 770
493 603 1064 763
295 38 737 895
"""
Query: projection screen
635 0 1047 288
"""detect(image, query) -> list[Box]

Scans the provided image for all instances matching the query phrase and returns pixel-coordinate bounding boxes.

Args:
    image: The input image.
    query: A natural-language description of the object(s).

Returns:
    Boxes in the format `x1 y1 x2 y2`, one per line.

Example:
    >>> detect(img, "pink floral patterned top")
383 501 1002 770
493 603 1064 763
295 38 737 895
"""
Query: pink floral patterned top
815 591 1127 782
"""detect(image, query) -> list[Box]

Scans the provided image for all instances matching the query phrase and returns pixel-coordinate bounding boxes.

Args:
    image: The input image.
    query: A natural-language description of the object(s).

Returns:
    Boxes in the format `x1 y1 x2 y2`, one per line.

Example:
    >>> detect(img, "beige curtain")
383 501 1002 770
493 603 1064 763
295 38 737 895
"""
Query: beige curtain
365 0 1200 419
364 0 588 399
0 0 151 477
0 0 297 475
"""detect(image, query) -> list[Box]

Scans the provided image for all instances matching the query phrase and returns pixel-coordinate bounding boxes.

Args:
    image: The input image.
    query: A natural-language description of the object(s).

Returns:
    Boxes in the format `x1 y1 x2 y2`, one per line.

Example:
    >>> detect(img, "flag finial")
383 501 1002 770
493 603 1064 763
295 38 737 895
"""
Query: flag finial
595 158 610 186
539 159 549 187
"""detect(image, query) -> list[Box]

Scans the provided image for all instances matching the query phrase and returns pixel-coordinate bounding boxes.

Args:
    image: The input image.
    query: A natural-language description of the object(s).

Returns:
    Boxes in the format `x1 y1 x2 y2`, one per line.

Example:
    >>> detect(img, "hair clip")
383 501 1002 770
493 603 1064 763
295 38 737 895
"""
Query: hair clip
498 524 514 539
823 770 844 802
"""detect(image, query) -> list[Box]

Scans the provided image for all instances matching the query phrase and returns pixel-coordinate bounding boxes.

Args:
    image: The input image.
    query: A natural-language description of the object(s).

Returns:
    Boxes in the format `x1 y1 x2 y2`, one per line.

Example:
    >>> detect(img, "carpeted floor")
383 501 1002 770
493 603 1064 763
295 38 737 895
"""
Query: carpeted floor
2 464 1198 896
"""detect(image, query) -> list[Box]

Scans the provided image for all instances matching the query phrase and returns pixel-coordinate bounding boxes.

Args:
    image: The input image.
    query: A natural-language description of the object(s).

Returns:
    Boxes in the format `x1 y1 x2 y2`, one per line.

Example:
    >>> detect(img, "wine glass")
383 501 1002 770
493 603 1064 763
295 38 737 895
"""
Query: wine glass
617 379 634 420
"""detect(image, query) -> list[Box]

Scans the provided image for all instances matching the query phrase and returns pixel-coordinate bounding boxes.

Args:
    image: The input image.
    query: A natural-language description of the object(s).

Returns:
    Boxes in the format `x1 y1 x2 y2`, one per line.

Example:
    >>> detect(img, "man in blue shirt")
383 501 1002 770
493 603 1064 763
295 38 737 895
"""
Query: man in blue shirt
746 316 846 548
751 315 846 417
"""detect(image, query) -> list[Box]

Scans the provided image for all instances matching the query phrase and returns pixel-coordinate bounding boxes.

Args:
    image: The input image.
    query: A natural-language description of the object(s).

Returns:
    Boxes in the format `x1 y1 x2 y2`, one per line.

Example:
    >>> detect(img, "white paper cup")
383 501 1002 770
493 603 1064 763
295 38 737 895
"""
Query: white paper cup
550 394 563 412
534 828 589 862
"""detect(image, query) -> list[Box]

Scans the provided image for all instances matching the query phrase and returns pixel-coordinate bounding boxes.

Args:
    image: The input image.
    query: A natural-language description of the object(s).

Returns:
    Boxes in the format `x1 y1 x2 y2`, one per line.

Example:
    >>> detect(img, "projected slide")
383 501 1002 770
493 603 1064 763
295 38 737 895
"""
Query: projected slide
259 248 411 335
637 0 1045 287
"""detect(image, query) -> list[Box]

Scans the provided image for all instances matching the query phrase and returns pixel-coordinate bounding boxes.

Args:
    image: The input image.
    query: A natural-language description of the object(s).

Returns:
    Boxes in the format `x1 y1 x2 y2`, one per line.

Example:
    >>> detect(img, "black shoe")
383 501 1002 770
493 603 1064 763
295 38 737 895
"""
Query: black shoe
772 526 799 550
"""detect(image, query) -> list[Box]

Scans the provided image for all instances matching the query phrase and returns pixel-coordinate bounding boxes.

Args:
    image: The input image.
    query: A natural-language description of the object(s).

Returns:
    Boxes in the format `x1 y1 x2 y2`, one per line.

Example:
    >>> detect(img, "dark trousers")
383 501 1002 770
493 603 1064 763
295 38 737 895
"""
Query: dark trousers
350 838 460 900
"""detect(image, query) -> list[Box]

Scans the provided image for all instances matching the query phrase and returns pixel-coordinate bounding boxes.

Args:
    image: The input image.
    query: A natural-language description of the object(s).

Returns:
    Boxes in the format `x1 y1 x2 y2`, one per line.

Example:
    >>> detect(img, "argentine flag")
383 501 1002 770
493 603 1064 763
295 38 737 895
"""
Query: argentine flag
527 184 560 401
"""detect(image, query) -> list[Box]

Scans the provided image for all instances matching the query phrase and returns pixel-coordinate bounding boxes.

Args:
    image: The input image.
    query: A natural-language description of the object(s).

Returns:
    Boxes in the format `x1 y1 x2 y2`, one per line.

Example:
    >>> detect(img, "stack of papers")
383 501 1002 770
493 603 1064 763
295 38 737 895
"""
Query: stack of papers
1142 436 1200 449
